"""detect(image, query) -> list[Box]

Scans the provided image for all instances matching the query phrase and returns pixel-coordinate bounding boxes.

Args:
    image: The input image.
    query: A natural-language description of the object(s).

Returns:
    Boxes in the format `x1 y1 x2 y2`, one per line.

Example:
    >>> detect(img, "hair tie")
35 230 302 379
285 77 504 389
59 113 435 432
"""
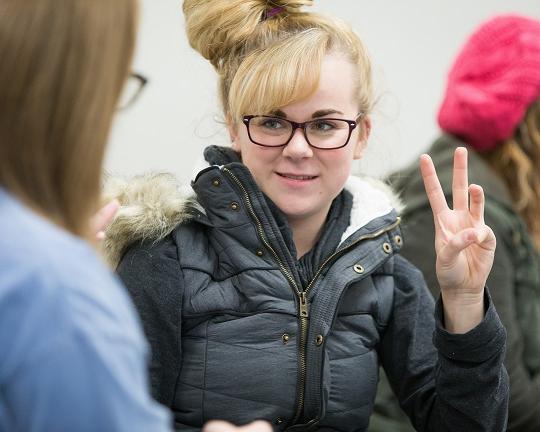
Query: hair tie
264 6 285 20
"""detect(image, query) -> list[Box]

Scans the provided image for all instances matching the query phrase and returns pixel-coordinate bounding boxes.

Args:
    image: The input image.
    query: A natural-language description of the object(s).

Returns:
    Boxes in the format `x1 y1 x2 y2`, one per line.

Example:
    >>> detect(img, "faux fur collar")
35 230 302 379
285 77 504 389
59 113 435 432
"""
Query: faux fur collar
102 173 197 267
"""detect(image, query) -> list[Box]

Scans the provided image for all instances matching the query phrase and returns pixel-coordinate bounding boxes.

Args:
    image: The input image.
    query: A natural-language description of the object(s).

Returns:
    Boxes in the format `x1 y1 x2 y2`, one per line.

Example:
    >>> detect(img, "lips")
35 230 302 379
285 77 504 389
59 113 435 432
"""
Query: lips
277 172 318 180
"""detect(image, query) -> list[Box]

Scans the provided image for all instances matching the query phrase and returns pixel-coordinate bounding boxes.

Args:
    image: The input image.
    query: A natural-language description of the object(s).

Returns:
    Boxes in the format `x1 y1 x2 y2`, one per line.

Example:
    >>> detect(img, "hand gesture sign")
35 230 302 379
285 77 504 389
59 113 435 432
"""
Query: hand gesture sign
420 147 496 333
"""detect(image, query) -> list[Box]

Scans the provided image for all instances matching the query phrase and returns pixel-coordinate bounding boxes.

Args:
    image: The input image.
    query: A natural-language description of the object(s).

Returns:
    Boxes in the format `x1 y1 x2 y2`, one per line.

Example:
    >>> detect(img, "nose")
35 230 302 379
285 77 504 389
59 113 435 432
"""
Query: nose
282 127 313 159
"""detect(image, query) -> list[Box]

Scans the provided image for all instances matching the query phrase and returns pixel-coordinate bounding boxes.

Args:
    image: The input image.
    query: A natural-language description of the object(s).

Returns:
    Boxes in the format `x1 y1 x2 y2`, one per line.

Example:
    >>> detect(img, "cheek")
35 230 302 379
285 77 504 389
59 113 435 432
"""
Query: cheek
241 147 277 181
320 154 354 196
334 160 353 187
325 151 354 179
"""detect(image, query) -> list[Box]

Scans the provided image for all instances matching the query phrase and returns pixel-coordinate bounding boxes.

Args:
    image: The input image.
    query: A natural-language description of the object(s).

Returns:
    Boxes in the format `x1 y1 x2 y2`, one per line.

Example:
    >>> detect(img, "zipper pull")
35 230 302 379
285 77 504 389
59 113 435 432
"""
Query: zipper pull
299 291 309 318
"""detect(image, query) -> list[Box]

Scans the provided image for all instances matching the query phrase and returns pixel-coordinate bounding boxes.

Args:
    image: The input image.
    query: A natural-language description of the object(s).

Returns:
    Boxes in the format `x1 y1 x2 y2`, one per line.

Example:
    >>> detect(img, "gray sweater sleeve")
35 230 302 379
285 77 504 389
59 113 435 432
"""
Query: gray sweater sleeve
379 255 508 432
117 235 196 430
401 204 540 431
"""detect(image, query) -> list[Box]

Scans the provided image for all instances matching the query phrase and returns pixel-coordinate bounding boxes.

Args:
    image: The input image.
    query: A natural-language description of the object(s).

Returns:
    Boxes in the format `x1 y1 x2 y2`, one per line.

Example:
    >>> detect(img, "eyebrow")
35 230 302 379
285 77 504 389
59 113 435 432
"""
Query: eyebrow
270 109 345 119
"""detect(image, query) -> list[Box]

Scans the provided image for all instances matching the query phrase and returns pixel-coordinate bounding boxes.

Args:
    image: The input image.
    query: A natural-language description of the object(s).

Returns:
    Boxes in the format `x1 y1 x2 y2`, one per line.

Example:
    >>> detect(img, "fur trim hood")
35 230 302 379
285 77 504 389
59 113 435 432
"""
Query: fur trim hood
102 167 403 267
102 173 198 267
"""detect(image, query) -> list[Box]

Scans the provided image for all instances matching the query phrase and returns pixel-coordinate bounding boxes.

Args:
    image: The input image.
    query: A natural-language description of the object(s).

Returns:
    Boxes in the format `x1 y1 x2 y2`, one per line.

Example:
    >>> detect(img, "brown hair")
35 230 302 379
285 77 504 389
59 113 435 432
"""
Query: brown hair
0 0 137 239
183 0 373 125
481 99 540 250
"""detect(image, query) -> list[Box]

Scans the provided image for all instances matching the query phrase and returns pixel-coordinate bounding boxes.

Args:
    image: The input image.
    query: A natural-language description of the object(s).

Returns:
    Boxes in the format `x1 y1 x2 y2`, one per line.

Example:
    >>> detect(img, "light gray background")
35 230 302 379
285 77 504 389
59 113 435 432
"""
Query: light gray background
106 0 540 183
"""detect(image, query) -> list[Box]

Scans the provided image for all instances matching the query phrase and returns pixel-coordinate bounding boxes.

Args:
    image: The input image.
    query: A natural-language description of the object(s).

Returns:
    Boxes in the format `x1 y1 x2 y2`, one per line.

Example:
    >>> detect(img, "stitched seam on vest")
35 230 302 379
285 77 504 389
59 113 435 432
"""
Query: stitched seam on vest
181 266 281 280
171 235 185 408
202 320 209 424
183 309 294 319
328 350 373 361
193 387 292 410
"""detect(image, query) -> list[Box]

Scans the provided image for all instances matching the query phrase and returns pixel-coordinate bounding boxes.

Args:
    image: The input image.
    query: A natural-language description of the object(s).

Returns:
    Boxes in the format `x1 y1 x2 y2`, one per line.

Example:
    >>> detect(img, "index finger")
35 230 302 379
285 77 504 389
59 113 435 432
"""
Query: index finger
420 154 448 216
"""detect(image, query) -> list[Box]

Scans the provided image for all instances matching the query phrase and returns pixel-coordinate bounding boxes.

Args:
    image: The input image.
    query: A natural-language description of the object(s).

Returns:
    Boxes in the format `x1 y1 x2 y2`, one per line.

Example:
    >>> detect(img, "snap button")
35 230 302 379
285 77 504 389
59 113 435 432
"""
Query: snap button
315 334 324 346
282 334 290 344
382 242 392 254
230 202 240 211
275 417 284 425
353 264 364 274
256 250 264 257
212 178 221 187
394 235 402 246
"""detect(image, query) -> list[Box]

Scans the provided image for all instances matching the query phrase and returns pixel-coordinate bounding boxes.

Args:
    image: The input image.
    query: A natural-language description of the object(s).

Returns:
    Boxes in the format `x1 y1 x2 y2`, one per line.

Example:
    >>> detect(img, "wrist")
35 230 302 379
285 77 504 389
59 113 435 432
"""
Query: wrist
440 289 485 334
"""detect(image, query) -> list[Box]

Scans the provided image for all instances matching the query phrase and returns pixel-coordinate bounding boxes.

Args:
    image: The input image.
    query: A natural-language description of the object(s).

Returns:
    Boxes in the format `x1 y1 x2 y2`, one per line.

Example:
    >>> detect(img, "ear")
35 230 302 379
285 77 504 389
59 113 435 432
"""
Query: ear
227 117 241 152
353 116 371 160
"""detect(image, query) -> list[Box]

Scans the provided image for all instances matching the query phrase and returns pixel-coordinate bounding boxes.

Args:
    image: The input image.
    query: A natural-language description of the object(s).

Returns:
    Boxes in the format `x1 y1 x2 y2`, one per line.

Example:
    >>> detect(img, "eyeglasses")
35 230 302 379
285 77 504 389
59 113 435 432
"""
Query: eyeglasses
117 72 148 110
242 114 364 150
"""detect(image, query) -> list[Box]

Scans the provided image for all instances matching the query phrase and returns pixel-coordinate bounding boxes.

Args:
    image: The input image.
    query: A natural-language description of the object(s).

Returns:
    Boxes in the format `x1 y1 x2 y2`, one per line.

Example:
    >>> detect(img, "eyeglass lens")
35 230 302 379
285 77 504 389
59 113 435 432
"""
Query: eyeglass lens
248 116 353 149
117 73 147 110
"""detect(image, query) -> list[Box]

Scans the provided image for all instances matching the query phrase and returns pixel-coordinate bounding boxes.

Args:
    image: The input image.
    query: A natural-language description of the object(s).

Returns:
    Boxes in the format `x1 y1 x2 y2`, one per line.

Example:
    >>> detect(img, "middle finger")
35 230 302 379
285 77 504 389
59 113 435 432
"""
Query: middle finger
452 147 469 210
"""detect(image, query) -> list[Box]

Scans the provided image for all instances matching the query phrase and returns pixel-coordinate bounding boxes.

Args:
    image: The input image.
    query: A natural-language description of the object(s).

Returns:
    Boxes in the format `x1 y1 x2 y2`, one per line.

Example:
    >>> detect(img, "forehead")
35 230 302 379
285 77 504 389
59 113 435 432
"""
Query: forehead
278 54 359 118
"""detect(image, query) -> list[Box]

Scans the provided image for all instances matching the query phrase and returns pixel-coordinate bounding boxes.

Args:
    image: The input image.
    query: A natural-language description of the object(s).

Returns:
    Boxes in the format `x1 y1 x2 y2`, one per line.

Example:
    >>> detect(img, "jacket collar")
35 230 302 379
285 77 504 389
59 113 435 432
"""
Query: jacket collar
199 145 403 241
103 146 403 266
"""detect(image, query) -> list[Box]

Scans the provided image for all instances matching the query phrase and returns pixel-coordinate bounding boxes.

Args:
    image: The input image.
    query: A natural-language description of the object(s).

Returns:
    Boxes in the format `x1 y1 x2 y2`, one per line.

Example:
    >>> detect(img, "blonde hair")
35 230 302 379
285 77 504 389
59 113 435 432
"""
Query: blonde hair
183 0 373 124
0 0 137 240
481 99 540 251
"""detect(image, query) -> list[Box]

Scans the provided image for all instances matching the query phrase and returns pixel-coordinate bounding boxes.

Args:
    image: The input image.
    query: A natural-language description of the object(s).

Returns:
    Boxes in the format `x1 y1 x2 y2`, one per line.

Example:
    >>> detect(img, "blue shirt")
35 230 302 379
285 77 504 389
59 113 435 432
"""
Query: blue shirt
0 189 172 431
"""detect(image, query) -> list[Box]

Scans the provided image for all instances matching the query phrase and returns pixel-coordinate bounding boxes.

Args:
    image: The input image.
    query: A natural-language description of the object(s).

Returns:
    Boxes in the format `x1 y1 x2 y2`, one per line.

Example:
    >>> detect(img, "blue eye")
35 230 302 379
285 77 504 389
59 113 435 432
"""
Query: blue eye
316 122 334 131
310 120 339 133
261 119 286 129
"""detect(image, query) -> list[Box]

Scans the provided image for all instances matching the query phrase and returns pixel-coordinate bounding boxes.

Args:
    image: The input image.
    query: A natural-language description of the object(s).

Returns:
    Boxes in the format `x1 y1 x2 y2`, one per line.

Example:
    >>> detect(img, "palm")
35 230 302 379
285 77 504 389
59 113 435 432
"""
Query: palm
421 148 496 296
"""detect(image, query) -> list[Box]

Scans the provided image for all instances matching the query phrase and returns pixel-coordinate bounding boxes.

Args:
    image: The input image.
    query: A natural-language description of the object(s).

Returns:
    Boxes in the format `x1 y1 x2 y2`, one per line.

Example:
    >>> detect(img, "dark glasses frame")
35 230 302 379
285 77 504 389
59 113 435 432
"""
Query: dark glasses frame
242 114 364 150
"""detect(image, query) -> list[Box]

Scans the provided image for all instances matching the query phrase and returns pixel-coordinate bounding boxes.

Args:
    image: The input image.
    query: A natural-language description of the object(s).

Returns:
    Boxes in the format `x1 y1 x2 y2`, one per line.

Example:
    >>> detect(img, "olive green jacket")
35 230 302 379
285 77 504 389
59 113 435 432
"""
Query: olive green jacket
371 135 540 432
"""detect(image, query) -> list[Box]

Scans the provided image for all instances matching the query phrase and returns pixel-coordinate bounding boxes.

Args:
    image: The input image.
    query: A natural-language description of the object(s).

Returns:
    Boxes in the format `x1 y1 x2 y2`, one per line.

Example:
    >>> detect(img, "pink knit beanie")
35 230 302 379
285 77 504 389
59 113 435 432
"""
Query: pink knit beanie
437 14 540 151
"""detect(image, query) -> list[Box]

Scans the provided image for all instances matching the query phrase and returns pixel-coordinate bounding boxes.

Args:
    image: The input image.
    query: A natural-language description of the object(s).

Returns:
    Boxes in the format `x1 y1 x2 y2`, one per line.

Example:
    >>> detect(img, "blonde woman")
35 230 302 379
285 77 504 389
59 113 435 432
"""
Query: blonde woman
106 1 508 430
387 15 540 432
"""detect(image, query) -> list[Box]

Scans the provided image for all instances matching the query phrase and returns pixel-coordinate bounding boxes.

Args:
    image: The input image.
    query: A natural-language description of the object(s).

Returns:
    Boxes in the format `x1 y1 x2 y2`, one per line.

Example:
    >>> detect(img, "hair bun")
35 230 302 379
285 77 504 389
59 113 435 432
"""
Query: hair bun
183 0 313 69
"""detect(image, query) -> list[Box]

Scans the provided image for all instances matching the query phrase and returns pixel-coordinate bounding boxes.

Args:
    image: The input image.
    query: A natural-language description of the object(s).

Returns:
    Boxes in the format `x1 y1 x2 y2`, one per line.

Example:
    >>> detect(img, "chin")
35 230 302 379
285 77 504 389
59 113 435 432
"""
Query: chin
276 201 317 220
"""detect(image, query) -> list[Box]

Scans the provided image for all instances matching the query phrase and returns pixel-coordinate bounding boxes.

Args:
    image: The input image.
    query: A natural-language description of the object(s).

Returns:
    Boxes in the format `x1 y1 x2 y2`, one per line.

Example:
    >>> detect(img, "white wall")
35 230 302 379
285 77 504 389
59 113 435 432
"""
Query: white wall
106 0 540 183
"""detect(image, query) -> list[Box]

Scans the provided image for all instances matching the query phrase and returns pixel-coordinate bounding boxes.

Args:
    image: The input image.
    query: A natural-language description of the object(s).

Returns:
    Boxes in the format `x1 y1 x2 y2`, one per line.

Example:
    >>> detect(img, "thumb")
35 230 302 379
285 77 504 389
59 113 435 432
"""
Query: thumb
90 199 120 237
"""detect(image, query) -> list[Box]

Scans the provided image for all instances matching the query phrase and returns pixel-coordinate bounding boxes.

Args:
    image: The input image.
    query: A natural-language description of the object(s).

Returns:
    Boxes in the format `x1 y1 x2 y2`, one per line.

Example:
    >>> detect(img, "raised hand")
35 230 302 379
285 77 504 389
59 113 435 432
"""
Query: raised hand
420 147 496 333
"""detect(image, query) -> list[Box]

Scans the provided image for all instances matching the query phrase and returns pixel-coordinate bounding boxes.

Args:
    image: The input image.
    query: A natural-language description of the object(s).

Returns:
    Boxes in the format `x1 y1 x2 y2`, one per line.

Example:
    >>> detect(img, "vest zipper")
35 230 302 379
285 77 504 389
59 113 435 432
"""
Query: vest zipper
222 168 301 294
289 216 401 425
222 167 309 426
304 217 402 296
222 167 400 426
